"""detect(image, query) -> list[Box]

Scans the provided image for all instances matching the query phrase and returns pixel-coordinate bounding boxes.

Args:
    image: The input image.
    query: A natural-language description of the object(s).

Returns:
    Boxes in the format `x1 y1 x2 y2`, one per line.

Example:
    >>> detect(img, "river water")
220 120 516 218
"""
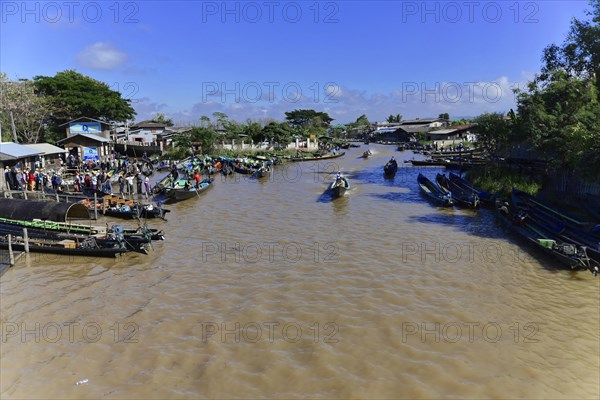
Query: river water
1 144 598 399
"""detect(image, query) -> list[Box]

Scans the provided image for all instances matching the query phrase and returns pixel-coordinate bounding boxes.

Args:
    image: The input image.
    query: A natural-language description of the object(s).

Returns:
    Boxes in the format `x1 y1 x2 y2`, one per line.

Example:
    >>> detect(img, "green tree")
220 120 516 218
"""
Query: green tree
539 0 599 90
386 114 402 123
189 126 216 154
154 112 174 127
261 122 293 147
0 74 54 143
33 70 136 129
242 119 266 143
284 109 333 129
354 114 370 126
438 113 450 120
472 112 512 156
515 72 598 170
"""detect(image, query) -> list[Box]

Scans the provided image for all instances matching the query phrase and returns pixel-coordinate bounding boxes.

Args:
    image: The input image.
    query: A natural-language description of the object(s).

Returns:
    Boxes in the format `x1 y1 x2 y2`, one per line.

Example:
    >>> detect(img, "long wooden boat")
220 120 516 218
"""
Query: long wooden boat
330 175 350 198
496 201 599 275
511 189 600 262
449 173 494 207
411 159 488 167
429 150 484 159
287 151 345 162
0 229 130 257
254 165 272 179
234 163 256 174
0 219 160 254
511 189 588 228
0 217 165 241
103 203 170 220
417 173 453 207
436 173 480 209
165 178 214 203
383 160 398 178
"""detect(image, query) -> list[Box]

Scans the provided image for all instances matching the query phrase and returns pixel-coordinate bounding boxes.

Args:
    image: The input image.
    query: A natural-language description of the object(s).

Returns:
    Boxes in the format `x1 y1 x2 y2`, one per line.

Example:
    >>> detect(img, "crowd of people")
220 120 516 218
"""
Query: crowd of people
3 152 155 199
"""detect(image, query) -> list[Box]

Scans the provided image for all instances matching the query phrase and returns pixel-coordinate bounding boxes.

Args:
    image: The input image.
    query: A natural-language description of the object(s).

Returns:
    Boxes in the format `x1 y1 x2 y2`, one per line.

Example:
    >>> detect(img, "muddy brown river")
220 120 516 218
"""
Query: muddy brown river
1 144 598 399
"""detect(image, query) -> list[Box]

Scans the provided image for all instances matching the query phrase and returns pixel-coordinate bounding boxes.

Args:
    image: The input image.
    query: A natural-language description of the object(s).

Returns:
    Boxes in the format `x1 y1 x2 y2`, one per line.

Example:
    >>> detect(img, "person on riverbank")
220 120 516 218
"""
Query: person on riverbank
126 175 134 196
118 175 125 195
144 175 151 198
28 169 35 191
74 172 81 192
91 172 98 191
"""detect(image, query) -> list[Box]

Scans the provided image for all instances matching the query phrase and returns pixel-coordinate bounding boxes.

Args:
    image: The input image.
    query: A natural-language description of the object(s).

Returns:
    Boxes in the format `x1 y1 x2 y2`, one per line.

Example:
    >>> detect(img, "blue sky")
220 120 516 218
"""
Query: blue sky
0 0 590 124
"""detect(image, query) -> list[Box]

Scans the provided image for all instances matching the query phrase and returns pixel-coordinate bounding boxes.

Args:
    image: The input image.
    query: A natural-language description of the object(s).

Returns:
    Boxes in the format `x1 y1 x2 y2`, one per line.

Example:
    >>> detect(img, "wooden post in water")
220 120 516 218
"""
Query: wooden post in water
22 228 29 253
93 192 98 220
8 234 15 266
55 193 59 202
23 190 27 200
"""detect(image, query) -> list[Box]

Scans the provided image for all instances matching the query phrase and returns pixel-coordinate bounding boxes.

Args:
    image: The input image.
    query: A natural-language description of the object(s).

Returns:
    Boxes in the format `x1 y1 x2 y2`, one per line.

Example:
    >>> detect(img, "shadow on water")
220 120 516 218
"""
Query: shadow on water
316 189 351 204
369 191 423 205
406 209 594 276
405 211 508 240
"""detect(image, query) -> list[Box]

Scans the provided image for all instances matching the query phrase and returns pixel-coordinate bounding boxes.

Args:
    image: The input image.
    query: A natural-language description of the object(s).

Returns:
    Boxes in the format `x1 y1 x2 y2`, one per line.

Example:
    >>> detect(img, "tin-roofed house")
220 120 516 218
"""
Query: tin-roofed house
60 117 112 139
56 133 111 163
0 142 43 190
22 143 68 168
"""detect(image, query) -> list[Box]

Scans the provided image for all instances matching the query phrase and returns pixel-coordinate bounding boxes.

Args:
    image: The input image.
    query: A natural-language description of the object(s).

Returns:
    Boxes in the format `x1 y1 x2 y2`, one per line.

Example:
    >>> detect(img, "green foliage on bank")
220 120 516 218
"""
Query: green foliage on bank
467 166 543 198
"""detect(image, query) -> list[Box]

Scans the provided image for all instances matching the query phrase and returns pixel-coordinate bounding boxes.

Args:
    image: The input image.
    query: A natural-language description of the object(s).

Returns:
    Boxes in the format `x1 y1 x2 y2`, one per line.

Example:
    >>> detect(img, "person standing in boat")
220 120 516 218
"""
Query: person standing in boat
193 170 201 188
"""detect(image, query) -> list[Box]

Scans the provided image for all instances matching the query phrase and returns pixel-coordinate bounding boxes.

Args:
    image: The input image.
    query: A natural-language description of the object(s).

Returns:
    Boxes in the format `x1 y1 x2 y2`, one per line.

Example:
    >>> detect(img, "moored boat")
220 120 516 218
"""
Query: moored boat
417 173 453 207
287 151 346 162
436 173 480 209
165 178 214 203
496 201 599 275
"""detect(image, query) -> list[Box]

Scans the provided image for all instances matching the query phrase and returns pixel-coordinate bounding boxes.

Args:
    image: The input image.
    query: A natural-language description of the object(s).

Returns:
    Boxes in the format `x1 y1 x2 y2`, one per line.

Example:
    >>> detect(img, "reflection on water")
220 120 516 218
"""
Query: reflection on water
1 144 598 399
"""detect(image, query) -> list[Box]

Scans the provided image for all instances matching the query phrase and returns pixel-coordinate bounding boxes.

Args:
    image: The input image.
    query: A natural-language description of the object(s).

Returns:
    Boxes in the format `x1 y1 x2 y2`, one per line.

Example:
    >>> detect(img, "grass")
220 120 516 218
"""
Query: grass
466 166 543 198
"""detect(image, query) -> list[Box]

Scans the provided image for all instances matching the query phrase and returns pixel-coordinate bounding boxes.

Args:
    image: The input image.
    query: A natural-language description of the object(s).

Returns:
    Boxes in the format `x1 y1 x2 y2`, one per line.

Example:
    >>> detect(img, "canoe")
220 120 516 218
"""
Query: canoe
0 228 131 257
448 173 494 207
234 164 256 174
496 201 599 275
287 152 346 162
383 161 398 178
254 165 272 179
417 174 453 207
511 189 588 228
165 178 214 203
436 173 480 209
103 203 170 220
0 219 159 254
511 189 600 262
330 176 350 198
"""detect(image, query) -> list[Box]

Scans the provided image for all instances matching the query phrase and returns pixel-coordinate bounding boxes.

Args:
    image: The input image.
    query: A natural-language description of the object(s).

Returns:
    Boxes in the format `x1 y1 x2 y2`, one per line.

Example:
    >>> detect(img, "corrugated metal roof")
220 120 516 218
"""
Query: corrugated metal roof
57 133 111 143
23 143 68 155
429 129 457 135
0 142 43 161
58 117 110 126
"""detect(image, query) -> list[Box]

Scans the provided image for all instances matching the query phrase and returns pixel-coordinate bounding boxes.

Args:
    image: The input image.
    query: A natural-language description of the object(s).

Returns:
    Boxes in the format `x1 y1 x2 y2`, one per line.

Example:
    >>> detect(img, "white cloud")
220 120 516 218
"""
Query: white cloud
144 75 530 125
76 42 127 70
